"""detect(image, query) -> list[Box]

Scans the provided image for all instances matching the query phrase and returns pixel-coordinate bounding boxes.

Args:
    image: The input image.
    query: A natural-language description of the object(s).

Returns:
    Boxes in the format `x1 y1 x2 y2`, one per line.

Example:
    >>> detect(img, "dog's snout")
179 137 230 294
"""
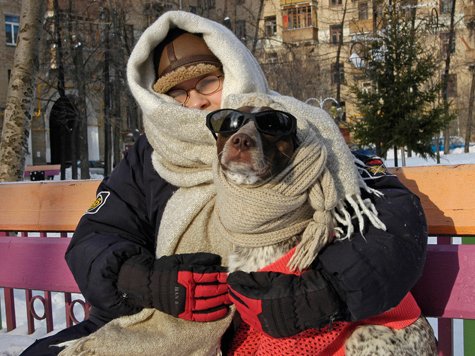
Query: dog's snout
232 133 255 151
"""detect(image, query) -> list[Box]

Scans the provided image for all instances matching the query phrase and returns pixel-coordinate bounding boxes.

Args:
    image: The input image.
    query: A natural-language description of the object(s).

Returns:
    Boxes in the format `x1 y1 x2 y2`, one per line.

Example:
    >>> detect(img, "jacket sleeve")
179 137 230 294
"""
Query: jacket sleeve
316 155 428 321
65 135 175 323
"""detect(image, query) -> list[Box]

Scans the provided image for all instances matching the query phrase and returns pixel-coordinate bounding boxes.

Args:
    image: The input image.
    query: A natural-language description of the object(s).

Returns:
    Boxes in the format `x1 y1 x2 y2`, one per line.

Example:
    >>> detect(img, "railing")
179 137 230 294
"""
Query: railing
0 232 90 334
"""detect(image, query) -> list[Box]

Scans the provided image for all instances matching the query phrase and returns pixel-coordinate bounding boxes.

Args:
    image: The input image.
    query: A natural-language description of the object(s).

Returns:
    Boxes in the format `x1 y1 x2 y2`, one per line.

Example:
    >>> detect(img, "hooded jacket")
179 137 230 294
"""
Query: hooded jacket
65 10 428 339
66 138 427 325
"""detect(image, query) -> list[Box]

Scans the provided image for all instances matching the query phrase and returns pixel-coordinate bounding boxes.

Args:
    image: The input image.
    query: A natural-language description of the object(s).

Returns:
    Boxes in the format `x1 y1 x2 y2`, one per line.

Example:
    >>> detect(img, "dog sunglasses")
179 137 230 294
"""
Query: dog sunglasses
206 109 297 140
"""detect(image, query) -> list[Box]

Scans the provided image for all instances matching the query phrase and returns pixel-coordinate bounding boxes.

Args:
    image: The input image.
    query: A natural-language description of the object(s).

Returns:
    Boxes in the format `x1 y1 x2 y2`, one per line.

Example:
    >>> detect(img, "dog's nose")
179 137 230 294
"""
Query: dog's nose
232 133 255 151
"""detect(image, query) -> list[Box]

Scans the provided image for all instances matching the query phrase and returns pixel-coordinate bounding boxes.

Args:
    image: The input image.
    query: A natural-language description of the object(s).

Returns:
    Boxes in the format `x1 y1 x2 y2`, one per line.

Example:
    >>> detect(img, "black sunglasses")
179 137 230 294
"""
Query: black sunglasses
206 109 297 140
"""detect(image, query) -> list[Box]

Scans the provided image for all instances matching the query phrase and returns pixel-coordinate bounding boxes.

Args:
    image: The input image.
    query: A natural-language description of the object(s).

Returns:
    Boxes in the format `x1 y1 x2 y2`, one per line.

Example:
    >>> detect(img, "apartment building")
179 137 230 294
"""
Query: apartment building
255 0 475 140
0 0 473 169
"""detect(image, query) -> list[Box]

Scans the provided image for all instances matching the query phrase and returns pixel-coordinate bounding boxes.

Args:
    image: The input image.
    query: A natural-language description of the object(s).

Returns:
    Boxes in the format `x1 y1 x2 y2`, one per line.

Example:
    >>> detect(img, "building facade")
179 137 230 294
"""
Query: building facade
255 0 475 141
0 0 473 172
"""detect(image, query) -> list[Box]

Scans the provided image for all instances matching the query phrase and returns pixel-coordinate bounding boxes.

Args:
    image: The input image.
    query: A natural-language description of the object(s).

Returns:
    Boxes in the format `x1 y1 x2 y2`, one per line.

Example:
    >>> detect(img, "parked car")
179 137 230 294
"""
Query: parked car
431 136 465 152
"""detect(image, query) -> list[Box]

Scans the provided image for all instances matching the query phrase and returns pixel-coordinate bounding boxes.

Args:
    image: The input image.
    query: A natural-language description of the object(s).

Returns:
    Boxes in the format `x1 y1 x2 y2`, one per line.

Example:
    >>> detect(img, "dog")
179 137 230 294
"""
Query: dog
208 106 437 355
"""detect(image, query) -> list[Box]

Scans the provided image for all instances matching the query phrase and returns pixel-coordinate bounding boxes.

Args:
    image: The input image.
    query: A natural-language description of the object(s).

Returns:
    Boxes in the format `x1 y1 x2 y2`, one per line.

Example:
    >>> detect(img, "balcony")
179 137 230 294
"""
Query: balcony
280 0 312 5
282 27 318 43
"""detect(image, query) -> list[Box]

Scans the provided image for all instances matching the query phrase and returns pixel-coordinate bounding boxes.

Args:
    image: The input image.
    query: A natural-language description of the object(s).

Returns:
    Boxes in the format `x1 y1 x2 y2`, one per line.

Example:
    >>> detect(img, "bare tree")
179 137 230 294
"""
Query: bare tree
466 65 475 152
0 1 46 181
335 0 349 103
441 0 457 155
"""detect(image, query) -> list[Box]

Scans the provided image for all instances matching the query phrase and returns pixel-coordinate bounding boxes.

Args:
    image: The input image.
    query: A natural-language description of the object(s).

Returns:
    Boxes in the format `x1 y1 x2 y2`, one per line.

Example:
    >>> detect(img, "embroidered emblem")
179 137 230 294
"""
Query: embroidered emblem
365 158 388 176
86 191 110 214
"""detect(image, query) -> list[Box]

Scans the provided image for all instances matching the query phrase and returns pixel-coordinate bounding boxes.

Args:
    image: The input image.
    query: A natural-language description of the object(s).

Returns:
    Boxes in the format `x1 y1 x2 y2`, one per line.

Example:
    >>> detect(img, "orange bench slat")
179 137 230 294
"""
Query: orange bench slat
390 164 475 236
0 180 100 232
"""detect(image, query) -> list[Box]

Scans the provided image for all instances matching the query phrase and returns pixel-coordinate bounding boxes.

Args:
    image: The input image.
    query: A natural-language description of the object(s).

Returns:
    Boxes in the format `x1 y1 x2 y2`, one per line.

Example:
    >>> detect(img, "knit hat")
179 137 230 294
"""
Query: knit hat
152 29 222 93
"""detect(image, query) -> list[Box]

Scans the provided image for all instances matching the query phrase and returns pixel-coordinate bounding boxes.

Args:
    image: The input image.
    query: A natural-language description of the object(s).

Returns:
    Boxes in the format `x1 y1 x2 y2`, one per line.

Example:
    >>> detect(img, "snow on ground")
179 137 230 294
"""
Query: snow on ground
0 291 86 355
1 147 474 355
384 145 475 167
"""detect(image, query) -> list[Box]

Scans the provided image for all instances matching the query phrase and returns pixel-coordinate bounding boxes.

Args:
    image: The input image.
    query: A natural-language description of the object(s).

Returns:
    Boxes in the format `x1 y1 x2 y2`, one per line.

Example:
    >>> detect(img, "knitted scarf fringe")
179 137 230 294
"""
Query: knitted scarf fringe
213 118 386 272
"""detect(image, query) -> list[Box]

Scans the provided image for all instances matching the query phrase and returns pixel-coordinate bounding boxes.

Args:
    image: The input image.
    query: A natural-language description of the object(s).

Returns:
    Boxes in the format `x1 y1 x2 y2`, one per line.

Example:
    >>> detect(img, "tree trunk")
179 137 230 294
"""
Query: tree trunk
465 66 475 153
442 0 457 154
112 77 122 168
73 42 90 179
400 147 406 167
335 0 349 103
0 1 45 181
54 0 68 179
251 0 264 55
393 146 398 167
102 7 112 176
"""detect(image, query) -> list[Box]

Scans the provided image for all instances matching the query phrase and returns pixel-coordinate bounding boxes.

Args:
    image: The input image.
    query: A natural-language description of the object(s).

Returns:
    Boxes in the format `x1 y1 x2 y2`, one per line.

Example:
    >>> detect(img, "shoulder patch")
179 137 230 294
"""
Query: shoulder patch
86 191 110 215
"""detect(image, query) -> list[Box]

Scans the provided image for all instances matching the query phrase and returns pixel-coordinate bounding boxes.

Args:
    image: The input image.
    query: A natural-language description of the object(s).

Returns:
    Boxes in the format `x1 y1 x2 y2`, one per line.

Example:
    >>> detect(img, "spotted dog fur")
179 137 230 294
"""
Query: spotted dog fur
345 317 437 355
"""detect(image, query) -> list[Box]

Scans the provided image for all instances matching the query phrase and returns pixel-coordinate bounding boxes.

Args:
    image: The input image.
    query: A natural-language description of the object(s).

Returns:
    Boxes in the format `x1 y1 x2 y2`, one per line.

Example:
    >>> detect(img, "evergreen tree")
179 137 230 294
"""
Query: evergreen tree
350 4 451 161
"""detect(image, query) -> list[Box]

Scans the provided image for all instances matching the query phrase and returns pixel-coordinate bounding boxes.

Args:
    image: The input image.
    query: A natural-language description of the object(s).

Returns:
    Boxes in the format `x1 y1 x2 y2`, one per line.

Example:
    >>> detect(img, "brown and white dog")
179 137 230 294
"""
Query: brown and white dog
210 106 437 355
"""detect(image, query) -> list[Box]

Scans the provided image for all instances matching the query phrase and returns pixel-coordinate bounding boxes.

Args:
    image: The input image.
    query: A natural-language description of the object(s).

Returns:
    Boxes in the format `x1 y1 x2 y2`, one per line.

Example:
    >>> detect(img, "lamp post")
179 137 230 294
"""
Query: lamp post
305 97 344 121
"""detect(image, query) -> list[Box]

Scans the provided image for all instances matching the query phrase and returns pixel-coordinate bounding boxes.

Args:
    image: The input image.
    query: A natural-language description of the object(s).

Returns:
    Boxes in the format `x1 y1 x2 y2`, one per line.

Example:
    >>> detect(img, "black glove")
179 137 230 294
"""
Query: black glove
227 269 344 338
118 253 230 321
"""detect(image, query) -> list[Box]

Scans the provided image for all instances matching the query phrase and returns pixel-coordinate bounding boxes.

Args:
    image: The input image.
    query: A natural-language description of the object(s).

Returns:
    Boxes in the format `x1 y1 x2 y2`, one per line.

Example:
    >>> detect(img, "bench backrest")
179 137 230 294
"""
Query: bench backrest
389 164 475 356
0 180 99 293
0 180 100 333
0 180 99 231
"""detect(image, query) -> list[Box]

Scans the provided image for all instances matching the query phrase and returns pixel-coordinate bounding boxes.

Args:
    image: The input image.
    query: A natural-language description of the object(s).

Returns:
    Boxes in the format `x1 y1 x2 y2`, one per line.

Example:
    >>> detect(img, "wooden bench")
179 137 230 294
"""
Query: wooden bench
23 164 61 181
0 165 474 356
0 180 98 333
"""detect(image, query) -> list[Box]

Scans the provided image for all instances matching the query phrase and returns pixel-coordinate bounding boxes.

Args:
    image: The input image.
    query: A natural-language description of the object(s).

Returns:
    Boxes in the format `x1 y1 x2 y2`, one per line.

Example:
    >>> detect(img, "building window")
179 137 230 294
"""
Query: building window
330 24 342 45
282 5 313 30
440 32 455 57
440 0 451 14
5 15 20 46
358 2 368 20
331 62 345 84
266 51 278 64
236 20 246 41
330 0 343 6
198 0 215 9
264 16 277 37
443 73 457 97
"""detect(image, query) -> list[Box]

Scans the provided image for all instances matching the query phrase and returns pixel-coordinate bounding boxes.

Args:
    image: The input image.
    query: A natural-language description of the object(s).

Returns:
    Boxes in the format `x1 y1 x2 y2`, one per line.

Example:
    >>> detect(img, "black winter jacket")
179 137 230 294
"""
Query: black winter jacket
66 134 428 325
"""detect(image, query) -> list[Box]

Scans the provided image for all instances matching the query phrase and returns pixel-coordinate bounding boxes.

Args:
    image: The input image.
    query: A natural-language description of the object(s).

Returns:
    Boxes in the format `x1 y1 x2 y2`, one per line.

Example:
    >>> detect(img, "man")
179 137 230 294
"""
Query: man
22 11 428 356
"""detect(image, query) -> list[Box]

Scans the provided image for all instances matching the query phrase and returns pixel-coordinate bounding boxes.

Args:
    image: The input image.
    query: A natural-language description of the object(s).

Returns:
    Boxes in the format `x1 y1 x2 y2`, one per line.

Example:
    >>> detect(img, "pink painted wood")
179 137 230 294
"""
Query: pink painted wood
411 244 475 356
412 244 475 319
436 236 453 356
0 237 80 293
4 288 16 331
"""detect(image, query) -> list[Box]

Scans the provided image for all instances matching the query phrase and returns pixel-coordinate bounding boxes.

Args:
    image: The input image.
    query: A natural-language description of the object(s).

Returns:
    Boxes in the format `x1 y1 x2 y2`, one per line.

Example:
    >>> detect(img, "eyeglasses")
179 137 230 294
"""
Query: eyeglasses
206 109 297 140
166 75 223 106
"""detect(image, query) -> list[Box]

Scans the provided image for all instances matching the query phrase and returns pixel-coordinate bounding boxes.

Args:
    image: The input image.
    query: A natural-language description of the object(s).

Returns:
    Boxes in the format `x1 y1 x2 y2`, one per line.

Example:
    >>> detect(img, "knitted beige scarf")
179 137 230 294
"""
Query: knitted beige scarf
212 115 337 270
59 103 236 356
59 11 386 356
